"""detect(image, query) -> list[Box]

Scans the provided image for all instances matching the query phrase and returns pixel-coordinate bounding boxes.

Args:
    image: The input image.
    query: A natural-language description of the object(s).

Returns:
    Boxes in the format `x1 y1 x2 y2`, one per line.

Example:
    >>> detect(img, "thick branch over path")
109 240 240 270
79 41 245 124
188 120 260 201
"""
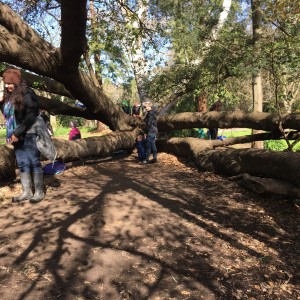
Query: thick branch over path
157 111 300 132
0 2 54 52
37 96 104 120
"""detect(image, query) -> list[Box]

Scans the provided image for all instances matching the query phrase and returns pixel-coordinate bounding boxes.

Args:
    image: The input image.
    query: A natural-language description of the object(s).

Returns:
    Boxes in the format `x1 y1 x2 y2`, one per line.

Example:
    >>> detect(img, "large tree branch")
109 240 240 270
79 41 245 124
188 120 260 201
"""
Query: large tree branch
23 72 73 98
0 129 140 180
60 0 88 70
37 95 107 121
0 2 54 52
157 138 300 187
0 26 59 75
157 111 300 132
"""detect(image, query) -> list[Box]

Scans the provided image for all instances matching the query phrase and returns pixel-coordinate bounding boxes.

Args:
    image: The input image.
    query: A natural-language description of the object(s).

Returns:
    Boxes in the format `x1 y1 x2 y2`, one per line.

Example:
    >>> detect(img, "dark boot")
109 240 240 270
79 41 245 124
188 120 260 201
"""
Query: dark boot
12 172 32 203
30 172 45 203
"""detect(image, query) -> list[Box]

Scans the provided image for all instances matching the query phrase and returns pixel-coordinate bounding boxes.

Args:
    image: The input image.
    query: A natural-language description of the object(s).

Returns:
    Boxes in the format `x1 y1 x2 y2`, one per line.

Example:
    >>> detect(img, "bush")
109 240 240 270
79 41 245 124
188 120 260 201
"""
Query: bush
264 140 300 152
57 115 85 127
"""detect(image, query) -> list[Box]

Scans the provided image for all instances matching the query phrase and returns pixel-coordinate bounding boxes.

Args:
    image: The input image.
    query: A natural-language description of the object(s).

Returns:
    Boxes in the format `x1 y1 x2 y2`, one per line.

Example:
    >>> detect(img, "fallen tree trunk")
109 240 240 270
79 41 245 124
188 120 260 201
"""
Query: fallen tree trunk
0 144 16 179
53 128 138 161
157 111 300 132
229 173 300 198
157 137 300 187
1 131 299 190
0 128 139 181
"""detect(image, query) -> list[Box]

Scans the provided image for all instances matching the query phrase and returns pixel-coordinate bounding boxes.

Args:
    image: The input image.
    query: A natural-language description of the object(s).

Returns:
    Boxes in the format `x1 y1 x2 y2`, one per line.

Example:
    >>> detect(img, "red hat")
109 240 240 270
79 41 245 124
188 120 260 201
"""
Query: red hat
2 68 21 84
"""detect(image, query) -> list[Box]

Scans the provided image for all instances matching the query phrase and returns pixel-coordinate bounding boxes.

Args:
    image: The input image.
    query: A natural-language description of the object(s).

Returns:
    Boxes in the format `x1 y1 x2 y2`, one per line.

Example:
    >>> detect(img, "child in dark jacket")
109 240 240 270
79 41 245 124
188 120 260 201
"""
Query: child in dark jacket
68 120 81 140
136 133 147 162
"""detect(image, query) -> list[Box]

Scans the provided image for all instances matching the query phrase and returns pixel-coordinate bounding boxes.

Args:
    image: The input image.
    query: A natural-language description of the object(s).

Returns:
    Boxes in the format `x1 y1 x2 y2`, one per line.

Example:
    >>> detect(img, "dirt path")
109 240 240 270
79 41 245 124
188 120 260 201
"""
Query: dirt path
0 153 299 300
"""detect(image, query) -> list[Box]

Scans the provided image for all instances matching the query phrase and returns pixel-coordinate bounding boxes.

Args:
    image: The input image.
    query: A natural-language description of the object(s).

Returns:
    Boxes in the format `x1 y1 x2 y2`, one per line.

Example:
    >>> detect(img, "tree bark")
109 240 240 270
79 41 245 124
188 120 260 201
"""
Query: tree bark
157 111 300 132
251 0 264 149
230 173 300 197
157 137 300 187
0 128 139 180
0 2 131 131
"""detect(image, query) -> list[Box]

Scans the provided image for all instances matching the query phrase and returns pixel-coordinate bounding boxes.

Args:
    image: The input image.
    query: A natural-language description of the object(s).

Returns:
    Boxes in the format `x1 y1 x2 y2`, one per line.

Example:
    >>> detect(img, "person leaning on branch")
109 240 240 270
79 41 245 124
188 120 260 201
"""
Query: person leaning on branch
0 68 46 203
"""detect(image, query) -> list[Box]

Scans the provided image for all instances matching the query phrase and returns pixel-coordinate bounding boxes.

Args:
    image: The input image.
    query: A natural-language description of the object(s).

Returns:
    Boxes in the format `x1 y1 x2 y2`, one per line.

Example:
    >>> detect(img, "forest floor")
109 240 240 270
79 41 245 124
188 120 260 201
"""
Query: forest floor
0 151 299 300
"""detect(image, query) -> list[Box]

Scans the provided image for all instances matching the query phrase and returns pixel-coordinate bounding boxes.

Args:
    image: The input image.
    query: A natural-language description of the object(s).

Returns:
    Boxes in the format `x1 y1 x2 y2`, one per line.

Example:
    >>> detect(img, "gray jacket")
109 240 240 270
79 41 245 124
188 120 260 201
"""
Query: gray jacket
28 116 57 162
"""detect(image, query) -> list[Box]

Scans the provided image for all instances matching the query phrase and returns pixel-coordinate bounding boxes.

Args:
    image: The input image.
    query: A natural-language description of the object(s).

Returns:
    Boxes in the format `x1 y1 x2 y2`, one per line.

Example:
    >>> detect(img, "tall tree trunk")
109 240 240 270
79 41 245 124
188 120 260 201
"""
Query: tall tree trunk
251 0 264 148
129 0 149 103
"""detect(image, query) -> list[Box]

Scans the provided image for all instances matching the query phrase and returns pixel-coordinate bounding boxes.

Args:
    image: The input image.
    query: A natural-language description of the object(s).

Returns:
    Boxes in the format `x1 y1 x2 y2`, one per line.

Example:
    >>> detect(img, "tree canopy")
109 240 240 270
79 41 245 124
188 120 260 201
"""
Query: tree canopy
0 0 300 186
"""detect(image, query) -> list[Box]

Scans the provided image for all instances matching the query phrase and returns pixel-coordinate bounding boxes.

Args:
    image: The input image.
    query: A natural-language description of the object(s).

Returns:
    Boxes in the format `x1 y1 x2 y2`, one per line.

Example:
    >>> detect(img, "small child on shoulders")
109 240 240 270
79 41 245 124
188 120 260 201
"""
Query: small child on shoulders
136 133 147 163
69 120 81 141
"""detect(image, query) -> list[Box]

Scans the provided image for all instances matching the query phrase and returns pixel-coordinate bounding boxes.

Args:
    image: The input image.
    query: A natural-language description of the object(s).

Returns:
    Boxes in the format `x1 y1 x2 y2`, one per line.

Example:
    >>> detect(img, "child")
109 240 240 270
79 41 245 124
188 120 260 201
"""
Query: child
136 133 147 163
68 120 81 140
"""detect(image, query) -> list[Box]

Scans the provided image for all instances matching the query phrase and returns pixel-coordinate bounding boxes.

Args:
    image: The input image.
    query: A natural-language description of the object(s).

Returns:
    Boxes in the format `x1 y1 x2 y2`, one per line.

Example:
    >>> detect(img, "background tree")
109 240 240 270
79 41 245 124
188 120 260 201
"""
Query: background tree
0 0 300 188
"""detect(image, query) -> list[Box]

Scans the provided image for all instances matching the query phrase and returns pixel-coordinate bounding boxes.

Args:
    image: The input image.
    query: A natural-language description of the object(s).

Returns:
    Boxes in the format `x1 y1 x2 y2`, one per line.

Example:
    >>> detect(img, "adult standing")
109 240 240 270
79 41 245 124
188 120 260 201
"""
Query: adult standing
207 100 222 140
0 68 45 203
143 102 158 163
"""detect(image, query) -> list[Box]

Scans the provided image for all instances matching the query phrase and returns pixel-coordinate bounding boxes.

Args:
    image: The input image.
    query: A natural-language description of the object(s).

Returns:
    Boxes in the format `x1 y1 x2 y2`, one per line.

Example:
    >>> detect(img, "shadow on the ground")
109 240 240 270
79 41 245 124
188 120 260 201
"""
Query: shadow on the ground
0 155 298 300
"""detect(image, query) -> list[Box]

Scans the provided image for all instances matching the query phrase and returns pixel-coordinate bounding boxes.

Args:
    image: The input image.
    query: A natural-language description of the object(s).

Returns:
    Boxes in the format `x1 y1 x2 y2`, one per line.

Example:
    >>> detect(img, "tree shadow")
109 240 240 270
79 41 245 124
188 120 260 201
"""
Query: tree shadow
0 156 298 299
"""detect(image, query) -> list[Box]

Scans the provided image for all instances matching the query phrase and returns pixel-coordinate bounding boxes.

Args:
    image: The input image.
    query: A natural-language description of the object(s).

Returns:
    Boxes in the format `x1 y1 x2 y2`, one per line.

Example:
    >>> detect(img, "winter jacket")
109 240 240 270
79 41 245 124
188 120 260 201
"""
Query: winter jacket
144 109 158 136
0 88 39 138
27 116 57 162
69 127 81 140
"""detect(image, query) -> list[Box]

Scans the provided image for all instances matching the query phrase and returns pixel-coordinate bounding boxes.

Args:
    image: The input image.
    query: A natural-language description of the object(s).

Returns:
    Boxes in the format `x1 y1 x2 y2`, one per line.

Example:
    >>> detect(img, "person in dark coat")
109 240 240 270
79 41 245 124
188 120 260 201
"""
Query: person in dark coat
0 68 45 203
143 101 158 163
207 100 222 140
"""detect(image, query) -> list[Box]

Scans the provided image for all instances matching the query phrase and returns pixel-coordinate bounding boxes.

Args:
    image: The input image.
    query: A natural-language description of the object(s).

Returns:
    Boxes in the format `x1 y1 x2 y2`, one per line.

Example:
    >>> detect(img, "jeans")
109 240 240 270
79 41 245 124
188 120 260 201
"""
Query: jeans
13 133 42 173
146 134 157 161
137 140 147 161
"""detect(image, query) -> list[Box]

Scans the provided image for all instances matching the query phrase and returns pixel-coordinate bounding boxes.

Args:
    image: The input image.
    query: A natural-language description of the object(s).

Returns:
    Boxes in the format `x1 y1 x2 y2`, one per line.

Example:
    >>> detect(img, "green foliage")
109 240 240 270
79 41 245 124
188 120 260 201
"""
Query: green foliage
264 140 300 152
53 126 96 138
2 0 299 124
146 0 300 116
56 116 85 128
169 129 194 138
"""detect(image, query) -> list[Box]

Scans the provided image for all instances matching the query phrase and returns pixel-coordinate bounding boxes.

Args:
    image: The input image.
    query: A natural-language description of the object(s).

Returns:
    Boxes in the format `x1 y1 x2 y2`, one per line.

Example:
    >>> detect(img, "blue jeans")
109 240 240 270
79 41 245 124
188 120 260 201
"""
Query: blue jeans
13 133 42 173
146 134 157 161
137 140 147 161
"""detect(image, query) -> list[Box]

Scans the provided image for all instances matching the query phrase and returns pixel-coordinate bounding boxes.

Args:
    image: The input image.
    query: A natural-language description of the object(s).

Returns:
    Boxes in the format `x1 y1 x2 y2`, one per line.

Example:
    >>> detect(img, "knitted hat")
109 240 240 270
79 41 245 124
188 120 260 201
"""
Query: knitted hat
2 68 21 84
